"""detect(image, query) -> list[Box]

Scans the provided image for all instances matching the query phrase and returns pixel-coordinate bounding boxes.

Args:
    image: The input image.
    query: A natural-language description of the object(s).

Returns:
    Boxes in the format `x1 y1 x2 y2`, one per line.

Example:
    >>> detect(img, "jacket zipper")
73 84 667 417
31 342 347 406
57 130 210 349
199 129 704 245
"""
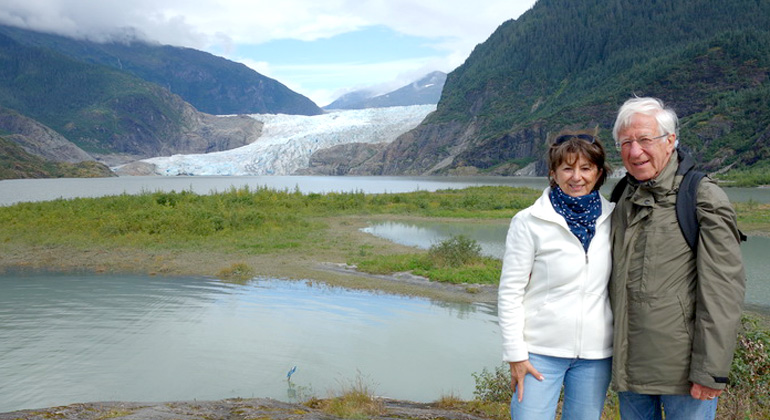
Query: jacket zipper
576 251 588 356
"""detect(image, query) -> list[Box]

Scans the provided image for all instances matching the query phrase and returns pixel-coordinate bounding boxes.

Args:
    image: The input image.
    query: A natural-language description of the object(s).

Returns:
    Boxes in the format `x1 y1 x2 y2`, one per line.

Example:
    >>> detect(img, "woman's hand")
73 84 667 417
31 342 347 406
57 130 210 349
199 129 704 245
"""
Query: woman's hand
509 360 544 402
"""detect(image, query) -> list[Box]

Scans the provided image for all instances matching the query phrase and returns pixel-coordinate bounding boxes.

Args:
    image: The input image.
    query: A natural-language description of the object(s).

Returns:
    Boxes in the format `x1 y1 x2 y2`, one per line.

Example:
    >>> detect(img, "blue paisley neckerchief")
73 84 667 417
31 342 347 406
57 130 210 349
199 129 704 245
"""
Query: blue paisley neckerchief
549 186 602 252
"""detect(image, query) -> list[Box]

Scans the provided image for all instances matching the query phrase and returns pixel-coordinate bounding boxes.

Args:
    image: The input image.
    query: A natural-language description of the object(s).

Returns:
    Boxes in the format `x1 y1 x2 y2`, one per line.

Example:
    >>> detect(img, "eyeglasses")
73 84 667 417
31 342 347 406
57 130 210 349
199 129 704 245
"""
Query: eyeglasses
616 133 669 150
554 134 596 145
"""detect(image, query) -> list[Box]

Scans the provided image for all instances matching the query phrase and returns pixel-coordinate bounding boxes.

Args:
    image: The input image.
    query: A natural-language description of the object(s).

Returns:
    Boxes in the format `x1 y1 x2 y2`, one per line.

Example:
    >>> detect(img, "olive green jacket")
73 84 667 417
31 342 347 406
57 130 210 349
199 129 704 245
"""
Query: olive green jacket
609 150 746 394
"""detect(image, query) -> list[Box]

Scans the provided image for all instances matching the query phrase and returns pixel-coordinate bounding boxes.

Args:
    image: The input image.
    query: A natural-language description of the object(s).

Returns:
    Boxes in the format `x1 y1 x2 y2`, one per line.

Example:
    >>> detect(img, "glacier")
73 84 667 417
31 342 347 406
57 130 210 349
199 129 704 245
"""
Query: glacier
135 105 436 176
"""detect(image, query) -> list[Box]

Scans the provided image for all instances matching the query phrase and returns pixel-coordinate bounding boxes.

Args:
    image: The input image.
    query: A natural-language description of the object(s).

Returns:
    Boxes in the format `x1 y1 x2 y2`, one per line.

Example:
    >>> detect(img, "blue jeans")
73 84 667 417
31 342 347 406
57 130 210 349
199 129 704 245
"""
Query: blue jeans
510 353 612 420
618 391 718 420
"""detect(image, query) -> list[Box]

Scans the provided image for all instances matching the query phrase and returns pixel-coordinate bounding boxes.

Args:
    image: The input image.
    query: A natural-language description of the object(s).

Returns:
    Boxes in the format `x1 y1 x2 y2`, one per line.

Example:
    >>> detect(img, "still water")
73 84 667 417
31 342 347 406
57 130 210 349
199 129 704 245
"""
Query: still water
0 272 500 413
362 221 770 312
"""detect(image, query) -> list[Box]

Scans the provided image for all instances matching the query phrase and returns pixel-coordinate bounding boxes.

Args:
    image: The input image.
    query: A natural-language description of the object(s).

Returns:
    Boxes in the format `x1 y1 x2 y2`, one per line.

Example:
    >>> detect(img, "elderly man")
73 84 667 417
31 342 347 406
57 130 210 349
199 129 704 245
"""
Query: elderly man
609 97 746 419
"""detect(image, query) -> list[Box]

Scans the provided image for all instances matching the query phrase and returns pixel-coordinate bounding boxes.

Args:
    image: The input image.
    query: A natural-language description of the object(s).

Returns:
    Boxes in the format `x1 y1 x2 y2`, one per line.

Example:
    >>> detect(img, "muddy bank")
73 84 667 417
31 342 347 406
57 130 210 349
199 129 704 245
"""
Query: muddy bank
0 397 494 420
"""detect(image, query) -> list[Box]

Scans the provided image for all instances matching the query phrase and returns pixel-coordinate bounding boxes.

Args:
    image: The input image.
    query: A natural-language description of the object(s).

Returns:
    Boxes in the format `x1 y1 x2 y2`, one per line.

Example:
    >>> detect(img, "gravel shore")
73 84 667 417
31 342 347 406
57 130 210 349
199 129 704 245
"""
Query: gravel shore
0 397 493 420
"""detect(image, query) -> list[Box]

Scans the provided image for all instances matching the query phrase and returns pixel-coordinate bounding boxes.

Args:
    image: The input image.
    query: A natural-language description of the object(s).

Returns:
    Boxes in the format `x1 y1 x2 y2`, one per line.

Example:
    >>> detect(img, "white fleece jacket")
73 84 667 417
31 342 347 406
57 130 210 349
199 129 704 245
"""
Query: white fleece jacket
498 187 614 362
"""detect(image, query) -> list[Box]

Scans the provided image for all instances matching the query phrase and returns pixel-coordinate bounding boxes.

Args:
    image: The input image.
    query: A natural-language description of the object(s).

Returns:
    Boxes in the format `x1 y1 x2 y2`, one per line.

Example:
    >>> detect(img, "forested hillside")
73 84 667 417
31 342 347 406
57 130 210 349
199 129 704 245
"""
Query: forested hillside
0 25 322 116
363 0 770 177
0 31 262 174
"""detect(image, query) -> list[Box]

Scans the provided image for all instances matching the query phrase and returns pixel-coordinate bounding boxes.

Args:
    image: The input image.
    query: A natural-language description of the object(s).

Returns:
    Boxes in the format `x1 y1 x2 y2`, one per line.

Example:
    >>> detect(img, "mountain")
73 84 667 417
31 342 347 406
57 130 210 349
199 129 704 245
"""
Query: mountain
347 0 770 176
0 135 114 179
0 25 322 116
324 90 376 110
0 31 263 173
0 106 94 163
325 71 447 110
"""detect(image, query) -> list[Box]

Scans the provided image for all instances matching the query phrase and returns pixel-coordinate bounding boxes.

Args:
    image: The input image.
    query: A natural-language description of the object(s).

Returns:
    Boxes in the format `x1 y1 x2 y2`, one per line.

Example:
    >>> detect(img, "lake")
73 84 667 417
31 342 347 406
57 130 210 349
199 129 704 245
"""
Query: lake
0 272 501 413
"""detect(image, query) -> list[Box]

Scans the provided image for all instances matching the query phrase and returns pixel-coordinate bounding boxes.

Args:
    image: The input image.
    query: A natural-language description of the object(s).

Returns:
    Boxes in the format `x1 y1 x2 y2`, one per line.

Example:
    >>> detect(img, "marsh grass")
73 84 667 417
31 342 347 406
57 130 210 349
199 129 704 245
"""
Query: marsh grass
351 235 502 284
0 186 538 252
216 262 255 282
733 200 770 233
306 374 384 420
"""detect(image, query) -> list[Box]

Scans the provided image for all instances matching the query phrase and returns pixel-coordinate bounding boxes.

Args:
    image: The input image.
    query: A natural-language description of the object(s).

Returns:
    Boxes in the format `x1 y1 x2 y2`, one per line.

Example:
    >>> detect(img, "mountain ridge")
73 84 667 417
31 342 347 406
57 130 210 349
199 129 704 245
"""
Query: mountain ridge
324 71 446 110
340 0 770 176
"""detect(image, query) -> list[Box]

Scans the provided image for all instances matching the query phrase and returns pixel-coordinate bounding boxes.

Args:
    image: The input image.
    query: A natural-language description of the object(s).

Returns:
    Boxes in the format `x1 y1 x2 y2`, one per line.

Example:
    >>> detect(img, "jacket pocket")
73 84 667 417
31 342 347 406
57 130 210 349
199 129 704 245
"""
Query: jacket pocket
524 297 576 350
638 226 694 295
678 294 695 339
626 294 692 387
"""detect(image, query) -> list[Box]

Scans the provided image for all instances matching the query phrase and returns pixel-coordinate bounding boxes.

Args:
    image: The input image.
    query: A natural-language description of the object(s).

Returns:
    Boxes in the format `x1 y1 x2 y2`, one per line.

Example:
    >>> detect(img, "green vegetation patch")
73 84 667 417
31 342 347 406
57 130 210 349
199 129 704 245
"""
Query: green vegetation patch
733 200 770 233
0 186 538 255
352 235 502 285
717 160 770 188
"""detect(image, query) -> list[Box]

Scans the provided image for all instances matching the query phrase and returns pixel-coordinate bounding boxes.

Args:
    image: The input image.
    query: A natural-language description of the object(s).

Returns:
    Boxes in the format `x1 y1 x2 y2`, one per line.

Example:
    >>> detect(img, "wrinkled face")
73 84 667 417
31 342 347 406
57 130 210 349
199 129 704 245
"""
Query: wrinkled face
617 113 676 181
551 153 601 197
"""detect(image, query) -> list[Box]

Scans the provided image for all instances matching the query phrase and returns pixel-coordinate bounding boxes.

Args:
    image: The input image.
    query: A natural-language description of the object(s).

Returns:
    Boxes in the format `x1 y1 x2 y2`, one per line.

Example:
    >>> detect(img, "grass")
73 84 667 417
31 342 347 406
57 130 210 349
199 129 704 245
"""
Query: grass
351 235 503 284
469 312 769 420
305 374 384 420
0 186 538 253
716 162 770 187
216 262 255 282
0 184 767 288
733 200 770 234
0 186 536 289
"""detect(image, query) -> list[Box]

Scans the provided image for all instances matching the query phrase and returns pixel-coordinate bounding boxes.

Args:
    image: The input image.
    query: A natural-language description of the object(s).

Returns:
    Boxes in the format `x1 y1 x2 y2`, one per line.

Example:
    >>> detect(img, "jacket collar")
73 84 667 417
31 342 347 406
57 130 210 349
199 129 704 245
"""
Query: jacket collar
626 149 680 205
532 187 613 225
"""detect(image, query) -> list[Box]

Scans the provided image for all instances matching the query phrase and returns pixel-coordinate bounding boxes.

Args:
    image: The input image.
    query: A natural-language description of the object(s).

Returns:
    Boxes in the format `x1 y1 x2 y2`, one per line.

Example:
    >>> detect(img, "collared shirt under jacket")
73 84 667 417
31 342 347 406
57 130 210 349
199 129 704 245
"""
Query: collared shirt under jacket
498 187 614 362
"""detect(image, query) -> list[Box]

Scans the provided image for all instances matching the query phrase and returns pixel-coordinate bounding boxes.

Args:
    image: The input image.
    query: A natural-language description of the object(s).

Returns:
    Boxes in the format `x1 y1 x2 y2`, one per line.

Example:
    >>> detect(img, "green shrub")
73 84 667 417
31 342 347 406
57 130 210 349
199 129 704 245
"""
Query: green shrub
472 363 512 404
428 235 482 267
718 313 770 418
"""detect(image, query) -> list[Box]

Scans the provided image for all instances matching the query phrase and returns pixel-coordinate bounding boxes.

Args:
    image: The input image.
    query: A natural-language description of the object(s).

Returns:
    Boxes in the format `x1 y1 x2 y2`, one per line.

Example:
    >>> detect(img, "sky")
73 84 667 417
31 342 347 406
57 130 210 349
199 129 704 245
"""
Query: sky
0 0 538 106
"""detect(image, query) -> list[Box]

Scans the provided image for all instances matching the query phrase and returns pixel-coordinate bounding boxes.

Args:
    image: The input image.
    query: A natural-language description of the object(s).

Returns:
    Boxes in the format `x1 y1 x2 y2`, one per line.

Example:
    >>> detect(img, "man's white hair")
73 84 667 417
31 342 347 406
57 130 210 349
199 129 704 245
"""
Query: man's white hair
612 97 679 147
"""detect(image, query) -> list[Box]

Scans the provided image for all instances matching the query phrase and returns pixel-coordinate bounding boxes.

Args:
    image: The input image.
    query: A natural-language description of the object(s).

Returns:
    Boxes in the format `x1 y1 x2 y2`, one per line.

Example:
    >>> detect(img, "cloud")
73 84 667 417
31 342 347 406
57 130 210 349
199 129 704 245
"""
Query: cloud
0 0 537 105
0 0 533 49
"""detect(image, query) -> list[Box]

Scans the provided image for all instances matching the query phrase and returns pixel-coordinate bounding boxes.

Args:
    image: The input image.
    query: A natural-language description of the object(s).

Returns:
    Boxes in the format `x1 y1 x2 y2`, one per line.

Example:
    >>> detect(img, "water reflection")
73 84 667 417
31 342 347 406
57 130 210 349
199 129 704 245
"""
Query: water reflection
362 221 770 312
361 221 508 259
0 272 501 413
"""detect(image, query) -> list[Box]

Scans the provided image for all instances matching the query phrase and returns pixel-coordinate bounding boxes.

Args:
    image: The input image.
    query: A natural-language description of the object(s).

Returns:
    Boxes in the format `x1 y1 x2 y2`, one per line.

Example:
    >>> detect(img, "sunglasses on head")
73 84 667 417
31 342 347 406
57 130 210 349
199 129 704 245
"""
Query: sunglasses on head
554 134 596 145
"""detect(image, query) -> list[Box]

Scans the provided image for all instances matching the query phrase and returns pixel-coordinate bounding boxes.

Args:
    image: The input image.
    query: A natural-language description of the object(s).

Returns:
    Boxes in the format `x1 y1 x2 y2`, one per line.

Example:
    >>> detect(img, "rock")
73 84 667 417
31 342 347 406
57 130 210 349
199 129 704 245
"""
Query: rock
0 107 94 164
0 397 495 420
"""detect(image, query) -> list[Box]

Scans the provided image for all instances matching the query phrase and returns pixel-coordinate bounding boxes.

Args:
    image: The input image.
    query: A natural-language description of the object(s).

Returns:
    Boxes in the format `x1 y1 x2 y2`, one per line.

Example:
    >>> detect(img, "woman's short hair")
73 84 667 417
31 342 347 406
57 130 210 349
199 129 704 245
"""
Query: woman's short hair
547 130 610 190
612 97 679 146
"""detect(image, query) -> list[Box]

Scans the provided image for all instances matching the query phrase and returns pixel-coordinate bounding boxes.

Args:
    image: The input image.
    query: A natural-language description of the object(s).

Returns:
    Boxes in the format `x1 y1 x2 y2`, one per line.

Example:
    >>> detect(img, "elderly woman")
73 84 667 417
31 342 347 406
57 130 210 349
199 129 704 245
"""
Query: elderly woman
498 132 614 419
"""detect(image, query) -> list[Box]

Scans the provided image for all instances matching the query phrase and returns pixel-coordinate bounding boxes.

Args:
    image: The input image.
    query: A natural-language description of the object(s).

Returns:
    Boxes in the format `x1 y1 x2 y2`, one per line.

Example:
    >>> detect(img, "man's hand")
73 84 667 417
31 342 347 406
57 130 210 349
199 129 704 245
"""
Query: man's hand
509 360 544 403
690 382 723 401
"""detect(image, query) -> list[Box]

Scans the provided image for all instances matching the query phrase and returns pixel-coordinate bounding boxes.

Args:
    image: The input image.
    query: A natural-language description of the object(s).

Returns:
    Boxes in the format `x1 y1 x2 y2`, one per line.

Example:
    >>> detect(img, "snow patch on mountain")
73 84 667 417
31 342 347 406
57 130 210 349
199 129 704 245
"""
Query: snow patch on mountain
137 105 435 176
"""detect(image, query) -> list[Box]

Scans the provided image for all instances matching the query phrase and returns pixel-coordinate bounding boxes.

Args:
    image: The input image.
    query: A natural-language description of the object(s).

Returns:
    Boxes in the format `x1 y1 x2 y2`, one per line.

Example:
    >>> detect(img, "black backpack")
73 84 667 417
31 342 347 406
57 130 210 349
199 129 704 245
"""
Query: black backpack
610 151 747 252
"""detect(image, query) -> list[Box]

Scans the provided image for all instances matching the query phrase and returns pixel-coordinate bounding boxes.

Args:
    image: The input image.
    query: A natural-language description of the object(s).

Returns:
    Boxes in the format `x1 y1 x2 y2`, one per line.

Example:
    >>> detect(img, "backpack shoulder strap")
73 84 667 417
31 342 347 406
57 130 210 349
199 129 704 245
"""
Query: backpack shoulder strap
676 168 705 253
675 149 748 251
610 176 629 203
